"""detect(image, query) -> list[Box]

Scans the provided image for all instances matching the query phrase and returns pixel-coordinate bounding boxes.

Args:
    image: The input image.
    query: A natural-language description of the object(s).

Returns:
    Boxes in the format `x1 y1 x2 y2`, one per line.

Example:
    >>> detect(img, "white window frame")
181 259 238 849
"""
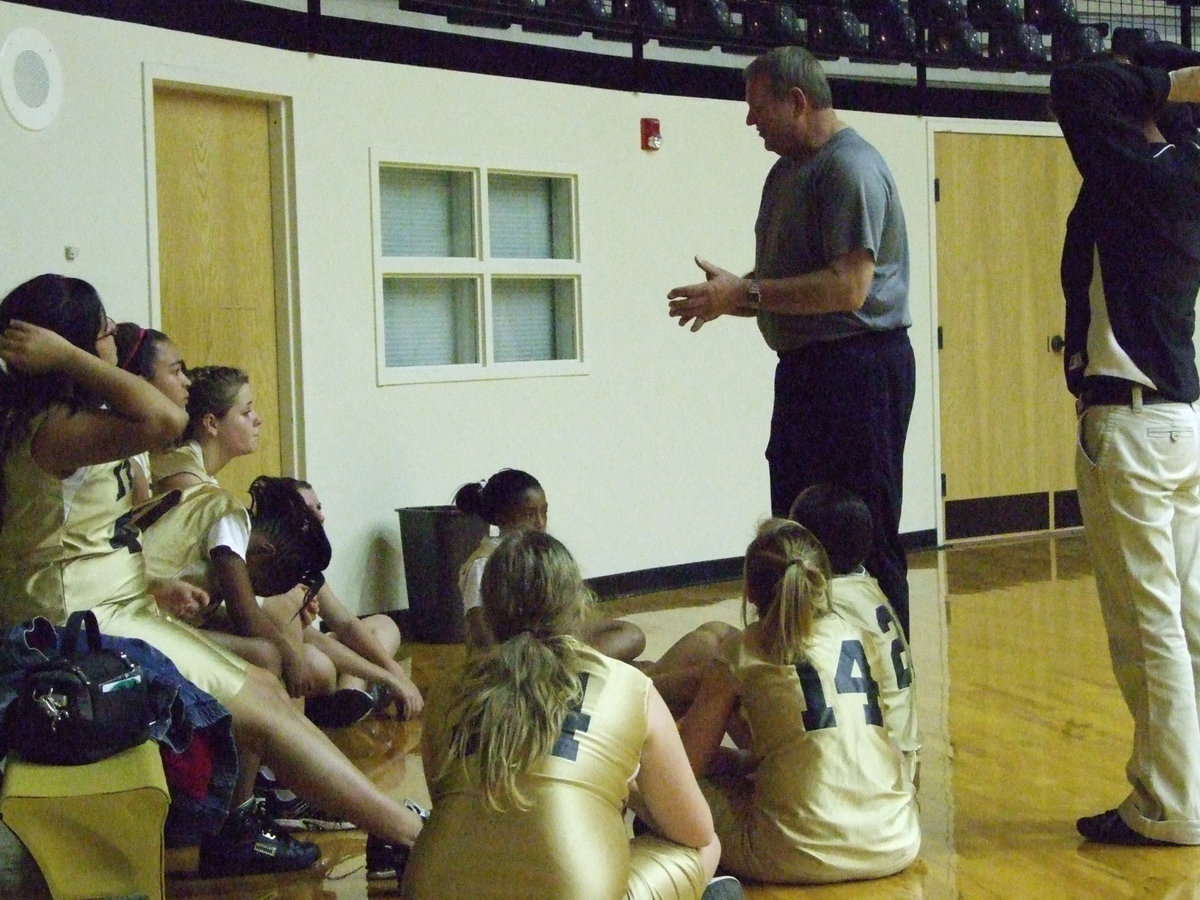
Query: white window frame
371 150 587 385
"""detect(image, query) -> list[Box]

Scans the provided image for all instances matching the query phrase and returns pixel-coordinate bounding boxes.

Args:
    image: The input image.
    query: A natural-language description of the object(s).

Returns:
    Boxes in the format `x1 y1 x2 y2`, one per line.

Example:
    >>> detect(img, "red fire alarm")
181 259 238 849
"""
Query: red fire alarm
641 117 662 151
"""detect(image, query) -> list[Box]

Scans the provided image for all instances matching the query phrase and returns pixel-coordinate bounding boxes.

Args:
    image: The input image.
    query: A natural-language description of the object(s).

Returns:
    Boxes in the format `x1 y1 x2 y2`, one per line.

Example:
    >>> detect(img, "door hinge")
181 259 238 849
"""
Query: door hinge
937 325 943 350
941 473 947 498
934 177 940 202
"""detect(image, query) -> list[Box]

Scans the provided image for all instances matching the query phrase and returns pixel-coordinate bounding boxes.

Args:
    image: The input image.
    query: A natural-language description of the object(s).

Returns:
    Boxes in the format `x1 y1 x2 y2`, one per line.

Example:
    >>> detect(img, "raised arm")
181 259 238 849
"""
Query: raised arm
1050 59 1172 182
0 320 186 476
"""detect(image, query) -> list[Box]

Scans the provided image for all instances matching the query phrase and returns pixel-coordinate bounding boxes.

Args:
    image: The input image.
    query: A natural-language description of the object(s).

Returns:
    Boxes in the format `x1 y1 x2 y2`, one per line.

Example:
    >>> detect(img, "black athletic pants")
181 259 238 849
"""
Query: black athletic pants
767 328 916 635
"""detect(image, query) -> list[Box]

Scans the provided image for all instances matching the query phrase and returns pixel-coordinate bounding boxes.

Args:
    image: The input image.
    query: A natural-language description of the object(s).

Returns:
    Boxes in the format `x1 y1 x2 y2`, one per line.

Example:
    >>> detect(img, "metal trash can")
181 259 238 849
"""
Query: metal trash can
396 505 488 643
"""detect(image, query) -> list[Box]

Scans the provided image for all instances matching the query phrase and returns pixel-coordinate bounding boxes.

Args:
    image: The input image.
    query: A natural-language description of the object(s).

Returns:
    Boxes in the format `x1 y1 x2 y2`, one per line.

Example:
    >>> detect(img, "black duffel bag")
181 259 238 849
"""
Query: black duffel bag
6 609 156 765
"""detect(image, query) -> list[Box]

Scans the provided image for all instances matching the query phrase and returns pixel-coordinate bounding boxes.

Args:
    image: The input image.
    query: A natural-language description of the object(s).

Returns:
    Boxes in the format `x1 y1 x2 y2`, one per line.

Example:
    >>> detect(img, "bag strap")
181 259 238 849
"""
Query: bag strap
60 609 103 659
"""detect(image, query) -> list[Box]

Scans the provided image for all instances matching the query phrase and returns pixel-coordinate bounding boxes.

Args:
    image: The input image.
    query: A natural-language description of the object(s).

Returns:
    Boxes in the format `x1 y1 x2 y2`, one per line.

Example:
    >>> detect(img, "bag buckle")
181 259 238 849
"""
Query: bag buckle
33 689 69 728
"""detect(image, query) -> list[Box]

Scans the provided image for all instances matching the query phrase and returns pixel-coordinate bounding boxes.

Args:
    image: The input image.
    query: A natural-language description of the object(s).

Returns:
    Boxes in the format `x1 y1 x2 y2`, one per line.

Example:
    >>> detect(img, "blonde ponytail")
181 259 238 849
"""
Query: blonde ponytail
743 518 833 665
438 631 584 811
434 530 590 811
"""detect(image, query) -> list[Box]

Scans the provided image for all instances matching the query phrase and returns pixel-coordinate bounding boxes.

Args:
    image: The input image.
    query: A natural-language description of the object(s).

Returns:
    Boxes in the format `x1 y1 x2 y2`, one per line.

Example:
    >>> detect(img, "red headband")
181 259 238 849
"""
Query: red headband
121 327 148 372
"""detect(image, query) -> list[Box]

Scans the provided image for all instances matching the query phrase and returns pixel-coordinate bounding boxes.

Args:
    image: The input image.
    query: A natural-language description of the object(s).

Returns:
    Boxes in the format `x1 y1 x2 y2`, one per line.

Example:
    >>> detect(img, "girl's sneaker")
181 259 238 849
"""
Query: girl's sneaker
198 799 320 877
304 688 375 729
365 799 429 881
264 791 355 831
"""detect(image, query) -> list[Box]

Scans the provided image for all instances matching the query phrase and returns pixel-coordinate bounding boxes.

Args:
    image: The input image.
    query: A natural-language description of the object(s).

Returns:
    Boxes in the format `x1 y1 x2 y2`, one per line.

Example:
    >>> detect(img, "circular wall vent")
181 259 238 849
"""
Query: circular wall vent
0 27 63 131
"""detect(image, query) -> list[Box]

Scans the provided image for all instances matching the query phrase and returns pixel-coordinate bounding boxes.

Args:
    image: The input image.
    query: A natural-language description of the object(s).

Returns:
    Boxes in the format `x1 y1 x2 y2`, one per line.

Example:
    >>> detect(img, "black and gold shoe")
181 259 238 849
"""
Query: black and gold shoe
198 799 321 877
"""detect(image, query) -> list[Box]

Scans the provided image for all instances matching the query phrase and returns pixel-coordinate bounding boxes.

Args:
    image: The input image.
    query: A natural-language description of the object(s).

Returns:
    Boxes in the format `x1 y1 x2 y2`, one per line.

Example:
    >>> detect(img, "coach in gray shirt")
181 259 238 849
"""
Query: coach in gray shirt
668 45 914 634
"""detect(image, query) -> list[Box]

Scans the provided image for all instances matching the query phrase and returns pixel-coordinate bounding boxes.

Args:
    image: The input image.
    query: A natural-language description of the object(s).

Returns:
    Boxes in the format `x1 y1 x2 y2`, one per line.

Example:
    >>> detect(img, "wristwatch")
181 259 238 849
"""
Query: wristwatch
746 279 762 311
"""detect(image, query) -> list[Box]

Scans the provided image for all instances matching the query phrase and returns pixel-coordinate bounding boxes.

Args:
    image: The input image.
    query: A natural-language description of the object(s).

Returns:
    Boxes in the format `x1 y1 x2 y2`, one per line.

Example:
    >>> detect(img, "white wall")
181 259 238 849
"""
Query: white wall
0 2 939 612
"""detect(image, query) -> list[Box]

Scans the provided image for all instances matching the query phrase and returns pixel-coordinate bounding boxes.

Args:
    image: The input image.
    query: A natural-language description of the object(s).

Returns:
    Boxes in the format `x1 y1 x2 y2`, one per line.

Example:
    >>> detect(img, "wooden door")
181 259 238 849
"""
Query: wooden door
935 132 1081 539
153 86 282 501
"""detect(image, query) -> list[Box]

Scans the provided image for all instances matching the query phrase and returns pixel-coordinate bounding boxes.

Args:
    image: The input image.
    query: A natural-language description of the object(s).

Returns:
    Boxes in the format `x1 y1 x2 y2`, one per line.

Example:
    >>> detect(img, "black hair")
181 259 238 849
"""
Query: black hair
454 468 542 526
0 275 107 527
247 475 332 597
114 323 173 379
787 483 873 575
184 365 248 442
269 475 310 492
0 274 105 415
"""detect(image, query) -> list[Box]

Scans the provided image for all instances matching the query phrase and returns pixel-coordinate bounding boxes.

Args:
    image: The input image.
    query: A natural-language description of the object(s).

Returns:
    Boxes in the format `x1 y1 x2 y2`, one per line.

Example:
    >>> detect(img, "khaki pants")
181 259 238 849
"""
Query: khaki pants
1078 397 1200 844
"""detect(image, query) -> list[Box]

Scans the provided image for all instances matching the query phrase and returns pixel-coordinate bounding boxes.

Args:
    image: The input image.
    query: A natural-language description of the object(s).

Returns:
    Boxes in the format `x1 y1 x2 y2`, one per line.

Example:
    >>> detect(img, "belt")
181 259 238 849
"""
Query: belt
1080 381 1172 407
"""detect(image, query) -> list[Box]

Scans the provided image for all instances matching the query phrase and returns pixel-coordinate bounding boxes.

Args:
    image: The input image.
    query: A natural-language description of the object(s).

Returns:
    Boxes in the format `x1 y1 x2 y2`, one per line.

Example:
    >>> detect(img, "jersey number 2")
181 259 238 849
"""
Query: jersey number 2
875 604 914 690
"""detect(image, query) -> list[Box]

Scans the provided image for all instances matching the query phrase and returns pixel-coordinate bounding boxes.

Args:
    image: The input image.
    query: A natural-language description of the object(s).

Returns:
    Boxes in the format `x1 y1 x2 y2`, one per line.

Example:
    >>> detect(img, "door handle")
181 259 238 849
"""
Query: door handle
1048 334 1065 353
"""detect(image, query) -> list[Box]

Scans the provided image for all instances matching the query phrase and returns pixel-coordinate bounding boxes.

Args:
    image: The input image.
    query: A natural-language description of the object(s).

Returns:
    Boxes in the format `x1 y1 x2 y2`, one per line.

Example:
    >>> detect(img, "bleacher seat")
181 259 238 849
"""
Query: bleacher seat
989 22 1047 65
930 17 986 59
1051 22 1104 62
807 7 871 54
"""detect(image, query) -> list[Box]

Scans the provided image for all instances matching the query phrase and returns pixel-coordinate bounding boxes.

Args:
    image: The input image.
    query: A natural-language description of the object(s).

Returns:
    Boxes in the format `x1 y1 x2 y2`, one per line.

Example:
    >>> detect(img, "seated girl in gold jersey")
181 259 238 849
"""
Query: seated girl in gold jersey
138 365 316 700
455 468 646 661
112 322 192 505
147 364 252 494
787 484 920 786
112 322 212 627
0 274 425 879
133 352 414 729
404 528 741 900
138 473 378 831
678 519 920 884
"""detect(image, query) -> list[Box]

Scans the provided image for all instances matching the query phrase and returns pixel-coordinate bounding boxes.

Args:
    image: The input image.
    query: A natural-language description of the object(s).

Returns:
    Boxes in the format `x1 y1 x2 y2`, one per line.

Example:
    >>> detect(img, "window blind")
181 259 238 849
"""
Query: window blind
380 167 474 258
383 276 478 366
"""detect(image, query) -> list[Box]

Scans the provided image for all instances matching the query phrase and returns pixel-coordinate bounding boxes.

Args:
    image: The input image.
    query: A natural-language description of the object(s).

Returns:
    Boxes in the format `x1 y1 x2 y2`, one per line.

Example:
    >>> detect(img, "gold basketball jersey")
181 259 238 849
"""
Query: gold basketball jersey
0 415 146 627
832 574 920 758
149 440 214 494
707 616 920 883
406 644 704 900
138 482 249 590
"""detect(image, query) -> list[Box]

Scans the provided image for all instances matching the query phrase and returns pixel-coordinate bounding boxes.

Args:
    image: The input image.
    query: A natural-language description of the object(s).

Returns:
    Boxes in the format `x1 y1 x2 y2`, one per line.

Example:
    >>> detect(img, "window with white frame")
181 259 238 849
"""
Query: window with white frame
374 159 582 383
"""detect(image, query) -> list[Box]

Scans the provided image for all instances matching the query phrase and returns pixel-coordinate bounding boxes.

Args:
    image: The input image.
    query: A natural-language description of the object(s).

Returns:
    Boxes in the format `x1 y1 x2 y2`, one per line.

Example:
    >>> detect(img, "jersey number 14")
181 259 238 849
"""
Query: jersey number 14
795 639 883 731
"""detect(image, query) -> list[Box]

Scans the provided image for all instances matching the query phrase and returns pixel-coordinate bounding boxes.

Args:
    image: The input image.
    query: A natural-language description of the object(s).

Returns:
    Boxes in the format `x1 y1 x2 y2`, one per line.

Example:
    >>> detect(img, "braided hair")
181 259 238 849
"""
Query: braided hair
247 475 332 597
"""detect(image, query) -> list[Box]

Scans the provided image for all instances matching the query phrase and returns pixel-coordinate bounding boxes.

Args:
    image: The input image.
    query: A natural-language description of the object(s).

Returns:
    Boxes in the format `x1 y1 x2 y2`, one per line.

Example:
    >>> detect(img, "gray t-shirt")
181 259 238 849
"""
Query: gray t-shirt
755 127 910 353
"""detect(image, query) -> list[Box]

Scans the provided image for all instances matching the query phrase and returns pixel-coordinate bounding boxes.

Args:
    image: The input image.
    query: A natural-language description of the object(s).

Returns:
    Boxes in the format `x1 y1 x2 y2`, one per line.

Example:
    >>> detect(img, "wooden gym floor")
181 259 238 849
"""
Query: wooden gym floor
3 530 1197 899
